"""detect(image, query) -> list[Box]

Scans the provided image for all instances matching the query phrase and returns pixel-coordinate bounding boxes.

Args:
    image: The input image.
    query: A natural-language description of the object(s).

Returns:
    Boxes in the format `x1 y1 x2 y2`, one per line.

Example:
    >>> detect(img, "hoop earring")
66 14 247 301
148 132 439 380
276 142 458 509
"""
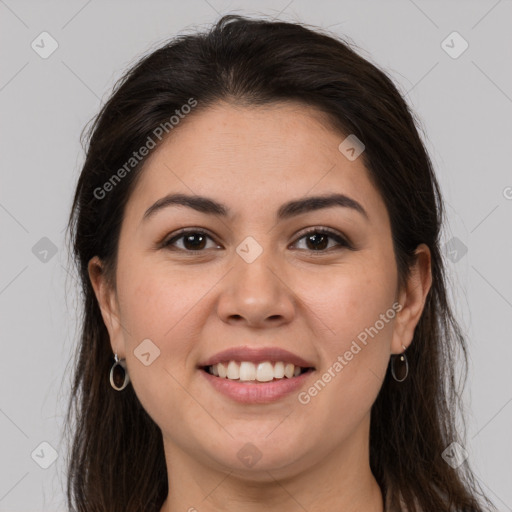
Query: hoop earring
390 345 409 383
110 353 130 391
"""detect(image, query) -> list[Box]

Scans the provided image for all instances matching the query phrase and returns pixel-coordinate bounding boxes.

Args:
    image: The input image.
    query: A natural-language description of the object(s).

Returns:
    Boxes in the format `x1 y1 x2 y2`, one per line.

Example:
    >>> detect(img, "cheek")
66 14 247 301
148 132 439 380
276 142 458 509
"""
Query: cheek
305 256 397 412
118 259 205 339
117 258 225 373
298 267 396 438
310 254 397 344
115 264 196 387
116 268 203 429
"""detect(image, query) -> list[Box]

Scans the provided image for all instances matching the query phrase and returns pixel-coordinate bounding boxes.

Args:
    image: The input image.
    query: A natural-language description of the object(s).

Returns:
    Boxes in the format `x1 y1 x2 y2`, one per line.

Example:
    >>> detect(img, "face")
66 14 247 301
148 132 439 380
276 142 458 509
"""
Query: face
90 101 430 480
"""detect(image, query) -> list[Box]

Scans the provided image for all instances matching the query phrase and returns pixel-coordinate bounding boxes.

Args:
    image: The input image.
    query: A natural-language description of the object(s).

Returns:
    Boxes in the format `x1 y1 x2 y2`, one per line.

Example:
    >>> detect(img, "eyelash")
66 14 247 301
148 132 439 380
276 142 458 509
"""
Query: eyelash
161 227 352 254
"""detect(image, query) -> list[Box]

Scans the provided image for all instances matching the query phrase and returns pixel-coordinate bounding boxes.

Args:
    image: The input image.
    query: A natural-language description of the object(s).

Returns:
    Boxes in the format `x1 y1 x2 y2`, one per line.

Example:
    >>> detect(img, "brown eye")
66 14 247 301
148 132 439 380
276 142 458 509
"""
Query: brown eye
162 230 219 252
161 227 351 254
293 228 351 252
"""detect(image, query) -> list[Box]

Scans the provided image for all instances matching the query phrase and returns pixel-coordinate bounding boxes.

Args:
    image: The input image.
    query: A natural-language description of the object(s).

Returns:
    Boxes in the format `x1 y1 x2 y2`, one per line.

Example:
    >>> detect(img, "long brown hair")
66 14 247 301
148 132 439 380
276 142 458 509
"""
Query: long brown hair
63 14 496 512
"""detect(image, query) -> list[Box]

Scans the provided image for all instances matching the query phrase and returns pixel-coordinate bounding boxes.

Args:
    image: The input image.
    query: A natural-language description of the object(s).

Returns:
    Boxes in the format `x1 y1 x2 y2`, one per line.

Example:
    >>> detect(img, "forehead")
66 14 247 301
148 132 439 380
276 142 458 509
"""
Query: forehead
124 101 387 226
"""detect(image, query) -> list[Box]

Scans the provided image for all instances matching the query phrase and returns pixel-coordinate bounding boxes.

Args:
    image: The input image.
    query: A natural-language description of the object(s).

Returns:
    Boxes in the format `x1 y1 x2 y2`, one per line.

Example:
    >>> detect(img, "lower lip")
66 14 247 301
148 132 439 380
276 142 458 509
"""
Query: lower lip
200 368 315 404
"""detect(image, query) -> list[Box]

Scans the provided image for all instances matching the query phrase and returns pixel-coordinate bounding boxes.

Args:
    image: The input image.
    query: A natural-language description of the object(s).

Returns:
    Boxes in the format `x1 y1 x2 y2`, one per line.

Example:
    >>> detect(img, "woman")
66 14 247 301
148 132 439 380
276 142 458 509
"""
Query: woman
63 14 496 512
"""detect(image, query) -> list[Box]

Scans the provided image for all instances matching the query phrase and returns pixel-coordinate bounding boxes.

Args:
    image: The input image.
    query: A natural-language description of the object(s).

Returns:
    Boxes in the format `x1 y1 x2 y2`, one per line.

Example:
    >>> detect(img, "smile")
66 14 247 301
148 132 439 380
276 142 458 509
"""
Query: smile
200 362 315 403
203 360 314 382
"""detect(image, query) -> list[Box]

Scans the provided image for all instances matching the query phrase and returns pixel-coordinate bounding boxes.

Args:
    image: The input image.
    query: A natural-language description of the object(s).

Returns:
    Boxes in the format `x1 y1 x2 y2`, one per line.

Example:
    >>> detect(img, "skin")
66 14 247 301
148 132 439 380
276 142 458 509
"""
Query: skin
89 101 432 512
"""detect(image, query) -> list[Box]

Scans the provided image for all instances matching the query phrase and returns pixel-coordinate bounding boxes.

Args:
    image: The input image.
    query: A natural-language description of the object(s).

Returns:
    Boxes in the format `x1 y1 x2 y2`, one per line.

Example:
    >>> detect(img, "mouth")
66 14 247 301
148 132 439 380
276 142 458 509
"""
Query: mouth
200 361 316 383
199 362 316 403
197 346 316 402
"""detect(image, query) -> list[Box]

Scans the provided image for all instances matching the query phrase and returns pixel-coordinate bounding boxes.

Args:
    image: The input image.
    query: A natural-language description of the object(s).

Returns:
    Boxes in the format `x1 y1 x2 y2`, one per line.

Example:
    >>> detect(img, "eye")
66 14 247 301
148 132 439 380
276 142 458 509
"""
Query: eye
161 227 351 253
161 229 220 252
292 228 351 252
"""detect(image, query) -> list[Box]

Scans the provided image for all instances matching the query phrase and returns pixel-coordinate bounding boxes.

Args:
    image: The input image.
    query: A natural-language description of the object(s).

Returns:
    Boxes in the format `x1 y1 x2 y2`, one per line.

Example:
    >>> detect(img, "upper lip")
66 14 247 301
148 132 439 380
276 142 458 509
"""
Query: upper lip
198 346 315 369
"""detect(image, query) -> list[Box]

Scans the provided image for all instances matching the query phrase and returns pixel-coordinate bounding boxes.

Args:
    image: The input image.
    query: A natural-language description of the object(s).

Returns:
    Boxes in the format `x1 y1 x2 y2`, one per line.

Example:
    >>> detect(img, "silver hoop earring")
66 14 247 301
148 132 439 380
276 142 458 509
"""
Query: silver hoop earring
110 353 130 391
390 345 409 383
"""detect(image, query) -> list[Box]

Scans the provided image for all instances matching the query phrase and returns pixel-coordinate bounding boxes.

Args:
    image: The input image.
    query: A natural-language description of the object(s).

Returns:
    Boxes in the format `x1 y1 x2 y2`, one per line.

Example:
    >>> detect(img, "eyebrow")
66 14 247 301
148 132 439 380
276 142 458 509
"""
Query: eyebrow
142 192 369 223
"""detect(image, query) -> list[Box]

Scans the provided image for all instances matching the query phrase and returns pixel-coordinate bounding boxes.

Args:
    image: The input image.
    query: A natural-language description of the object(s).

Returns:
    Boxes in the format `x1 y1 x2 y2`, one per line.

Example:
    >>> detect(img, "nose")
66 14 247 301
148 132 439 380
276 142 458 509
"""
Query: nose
216 248 296 329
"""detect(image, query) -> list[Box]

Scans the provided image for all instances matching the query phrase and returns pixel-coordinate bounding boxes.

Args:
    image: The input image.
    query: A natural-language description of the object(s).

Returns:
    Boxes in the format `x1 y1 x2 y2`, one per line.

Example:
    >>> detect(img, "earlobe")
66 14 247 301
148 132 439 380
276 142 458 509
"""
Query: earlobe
391 244 432 354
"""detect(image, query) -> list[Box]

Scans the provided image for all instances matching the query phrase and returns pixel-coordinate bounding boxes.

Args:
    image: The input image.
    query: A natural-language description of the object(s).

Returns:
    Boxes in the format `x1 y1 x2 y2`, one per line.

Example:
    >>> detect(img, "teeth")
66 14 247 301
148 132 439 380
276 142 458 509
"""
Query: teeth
239 361 256 381
227 361 240 380
274 361 285 378
207 361 308 382
256 362 274 382
217 362 227 378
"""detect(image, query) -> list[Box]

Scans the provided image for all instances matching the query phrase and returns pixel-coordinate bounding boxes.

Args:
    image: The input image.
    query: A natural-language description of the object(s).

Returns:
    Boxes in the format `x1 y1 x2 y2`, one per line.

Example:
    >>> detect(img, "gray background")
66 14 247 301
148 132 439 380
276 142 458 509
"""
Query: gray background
1 0 511 510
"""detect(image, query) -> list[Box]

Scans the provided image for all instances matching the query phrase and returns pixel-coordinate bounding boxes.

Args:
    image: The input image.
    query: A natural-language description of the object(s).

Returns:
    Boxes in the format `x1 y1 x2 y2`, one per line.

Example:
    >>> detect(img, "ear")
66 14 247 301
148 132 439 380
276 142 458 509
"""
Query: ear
88 256 126 359
391 243 432 355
